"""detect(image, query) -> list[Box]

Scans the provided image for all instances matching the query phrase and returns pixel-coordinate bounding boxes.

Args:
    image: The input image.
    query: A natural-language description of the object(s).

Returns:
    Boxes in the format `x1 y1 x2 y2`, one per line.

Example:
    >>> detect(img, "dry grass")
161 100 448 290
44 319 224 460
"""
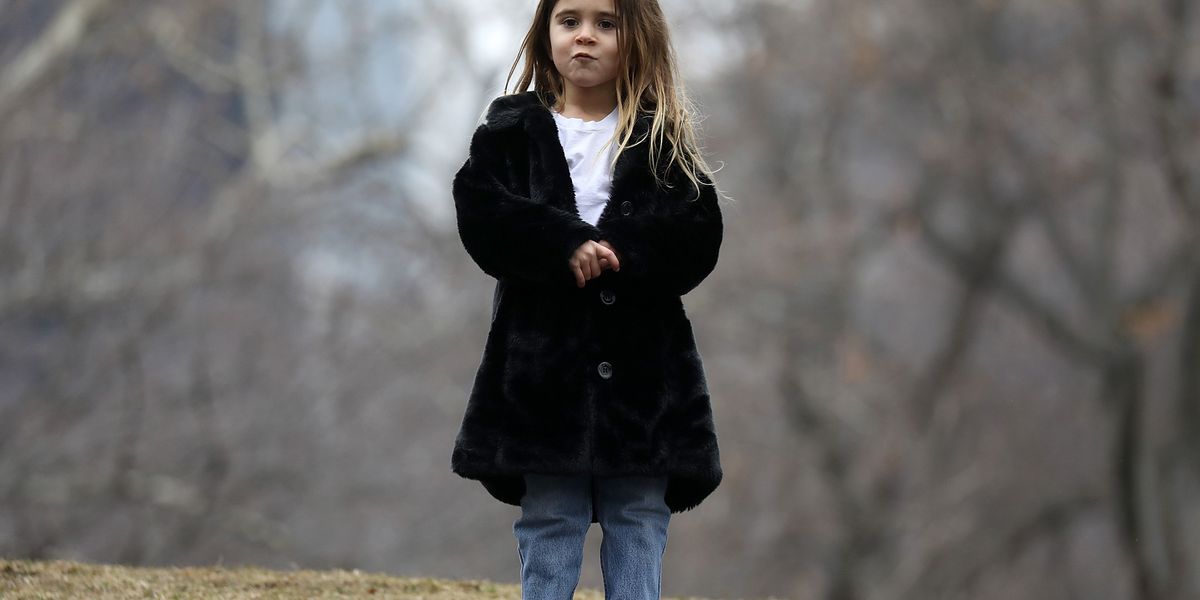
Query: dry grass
0 558 740 600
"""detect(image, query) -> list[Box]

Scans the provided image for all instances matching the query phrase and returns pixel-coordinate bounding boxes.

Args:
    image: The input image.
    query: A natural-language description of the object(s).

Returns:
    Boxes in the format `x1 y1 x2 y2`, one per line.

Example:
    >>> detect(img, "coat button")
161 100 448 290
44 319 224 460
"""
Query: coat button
600 289 615 305
620 200 633 216
597 361 613 379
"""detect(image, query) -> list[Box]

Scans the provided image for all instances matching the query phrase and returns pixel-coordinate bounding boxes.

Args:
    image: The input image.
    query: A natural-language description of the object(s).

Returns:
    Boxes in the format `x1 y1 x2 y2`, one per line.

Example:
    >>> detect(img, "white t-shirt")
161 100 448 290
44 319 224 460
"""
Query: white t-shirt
551 106 619 227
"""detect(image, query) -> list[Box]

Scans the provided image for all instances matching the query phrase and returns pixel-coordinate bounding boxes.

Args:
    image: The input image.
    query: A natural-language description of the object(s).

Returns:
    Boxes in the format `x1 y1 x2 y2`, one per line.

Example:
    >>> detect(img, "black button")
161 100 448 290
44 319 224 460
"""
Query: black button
600 289 615 305
620 200 633 216
597 361 613 379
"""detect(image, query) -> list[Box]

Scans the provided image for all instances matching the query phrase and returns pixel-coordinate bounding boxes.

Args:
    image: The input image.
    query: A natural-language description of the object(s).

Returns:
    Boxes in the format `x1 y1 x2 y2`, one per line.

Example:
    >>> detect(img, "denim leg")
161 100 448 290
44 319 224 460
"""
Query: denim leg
513 473 593 600
594 475 671 600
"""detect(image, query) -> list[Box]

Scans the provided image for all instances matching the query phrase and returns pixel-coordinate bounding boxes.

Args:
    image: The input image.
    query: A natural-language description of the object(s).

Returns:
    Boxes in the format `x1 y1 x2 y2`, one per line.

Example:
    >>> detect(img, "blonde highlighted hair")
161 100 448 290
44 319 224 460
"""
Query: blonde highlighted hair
504 0 718 199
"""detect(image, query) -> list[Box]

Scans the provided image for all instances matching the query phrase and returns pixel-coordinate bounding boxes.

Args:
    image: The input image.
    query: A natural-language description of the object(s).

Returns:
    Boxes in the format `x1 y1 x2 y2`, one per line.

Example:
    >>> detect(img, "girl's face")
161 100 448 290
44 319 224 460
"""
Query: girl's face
548 0 621 94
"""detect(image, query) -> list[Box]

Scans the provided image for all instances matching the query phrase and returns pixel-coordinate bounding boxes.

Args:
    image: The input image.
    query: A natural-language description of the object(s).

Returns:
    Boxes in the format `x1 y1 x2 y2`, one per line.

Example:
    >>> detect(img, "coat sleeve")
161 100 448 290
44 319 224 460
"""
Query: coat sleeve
597 169 723 298
453 123 602 288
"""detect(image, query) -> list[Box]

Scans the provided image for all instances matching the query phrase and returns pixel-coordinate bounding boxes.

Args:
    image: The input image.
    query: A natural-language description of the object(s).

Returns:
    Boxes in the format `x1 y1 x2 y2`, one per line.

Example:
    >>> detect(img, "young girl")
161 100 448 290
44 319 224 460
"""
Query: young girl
450 0 724 597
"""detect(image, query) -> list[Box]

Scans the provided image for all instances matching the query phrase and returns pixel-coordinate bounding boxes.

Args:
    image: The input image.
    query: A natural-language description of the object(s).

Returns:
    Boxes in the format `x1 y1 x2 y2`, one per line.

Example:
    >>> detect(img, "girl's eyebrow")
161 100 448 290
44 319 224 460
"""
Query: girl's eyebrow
553 8 619 19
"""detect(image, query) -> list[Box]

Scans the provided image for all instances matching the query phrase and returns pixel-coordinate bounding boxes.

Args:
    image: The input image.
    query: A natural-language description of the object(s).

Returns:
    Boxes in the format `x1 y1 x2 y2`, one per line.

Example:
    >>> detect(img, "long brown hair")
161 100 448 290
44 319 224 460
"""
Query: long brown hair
504 0 718 199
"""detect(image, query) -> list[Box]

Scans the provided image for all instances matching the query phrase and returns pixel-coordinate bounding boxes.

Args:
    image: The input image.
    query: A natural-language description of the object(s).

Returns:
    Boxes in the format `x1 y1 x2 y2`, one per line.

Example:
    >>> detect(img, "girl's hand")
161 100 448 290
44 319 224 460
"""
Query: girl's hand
570 240 621 288
596 240 622 267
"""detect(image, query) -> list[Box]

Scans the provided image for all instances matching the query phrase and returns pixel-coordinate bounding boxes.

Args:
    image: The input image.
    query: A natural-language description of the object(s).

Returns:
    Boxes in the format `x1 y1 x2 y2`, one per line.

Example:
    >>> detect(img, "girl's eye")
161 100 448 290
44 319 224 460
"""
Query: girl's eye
559 17 617 30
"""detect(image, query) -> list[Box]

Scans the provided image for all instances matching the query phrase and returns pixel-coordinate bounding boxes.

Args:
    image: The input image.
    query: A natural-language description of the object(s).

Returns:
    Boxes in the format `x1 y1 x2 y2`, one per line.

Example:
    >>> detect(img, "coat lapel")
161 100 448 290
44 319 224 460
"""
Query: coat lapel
489 91 652 228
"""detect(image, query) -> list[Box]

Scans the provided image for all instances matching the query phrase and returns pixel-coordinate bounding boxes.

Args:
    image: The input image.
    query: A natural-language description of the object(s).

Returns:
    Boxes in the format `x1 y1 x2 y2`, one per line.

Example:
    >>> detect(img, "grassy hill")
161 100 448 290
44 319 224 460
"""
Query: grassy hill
0 558 741 599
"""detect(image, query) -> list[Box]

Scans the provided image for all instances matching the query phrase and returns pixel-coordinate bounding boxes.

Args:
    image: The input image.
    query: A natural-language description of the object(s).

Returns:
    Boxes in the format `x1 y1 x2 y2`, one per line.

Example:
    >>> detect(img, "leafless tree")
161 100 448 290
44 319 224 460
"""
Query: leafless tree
3 0 1197 598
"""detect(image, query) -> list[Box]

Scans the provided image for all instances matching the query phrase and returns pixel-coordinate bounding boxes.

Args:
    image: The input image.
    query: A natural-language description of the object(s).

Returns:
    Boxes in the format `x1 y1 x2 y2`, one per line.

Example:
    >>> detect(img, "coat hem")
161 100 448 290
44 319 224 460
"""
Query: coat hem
451 459 720 520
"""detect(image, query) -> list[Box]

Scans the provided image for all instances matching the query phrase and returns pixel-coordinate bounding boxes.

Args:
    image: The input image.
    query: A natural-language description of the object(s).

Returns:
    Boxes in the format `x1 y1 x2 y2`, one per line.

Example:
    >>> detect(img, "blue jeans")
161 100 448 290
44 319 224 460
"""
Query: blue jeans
514 473 671 600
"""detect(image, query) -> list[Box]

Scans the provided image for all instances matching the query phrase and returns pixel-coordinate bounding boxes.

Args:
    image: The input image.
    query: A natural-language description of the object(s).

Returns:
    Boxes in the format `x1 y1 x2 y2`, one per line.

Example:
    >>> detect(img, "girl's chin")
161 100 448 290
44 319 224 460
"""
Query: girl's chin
563 76 616 90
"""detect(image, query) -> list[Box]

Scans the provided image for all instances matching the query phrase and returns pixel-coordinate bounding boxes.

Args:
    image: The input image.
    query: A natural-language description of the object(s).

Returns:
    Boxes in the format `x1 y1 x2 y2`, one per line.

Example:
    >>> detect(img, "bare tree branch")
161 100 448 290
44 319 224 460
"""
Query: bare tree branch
1077 0 1125 325
1121 239 1198 310
914 177 1113 366
0 0 117 123
235 2 279 173
145 7 239 93
1150 0 1200 225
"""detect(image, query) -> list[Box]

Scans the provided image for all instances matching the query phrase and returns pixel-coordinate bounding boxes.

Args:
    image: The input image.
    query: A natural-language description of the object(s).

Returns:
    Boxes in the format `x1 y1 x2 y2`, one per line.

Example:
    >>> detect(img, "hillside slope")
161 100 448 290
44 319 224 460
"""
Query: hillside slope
0 558 740 599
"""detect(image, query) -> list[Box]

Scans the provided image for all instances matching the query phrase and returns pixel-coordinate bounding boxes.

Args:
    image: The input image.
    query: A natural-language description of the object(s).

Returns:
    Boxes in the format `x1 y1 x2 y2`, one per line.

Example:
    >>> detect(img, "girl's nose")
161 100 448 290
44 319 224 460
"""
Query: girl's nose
575 26 595 43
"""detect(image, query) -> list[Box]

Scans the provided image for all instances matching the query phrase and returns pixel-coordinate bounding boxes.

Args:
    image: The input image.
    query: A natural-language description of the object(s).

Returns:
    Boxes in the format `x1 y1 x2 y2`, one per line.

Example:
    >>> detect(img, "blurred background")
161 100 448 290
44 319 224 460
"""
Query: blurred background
1 0 1198 598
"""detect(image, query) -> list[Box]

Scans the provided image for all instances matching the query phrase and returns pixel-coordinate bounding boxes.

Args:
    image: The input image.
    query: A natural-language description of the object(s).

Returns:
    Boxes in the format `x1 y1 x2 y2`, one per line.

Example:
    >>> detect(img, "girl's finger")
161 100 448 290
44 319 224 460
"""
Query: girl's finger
600 247 619 271
578 257 591 282
586 256 600 280
573 263 585 288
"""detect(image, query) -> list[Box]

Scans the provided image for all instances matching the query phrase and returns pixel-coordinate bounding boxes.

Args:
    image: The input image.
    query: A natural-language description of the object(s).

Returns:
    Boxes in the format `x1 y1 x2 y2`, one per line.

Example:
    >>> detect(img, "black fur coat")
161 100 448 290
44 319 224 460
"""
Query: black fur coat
450 90 723 523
